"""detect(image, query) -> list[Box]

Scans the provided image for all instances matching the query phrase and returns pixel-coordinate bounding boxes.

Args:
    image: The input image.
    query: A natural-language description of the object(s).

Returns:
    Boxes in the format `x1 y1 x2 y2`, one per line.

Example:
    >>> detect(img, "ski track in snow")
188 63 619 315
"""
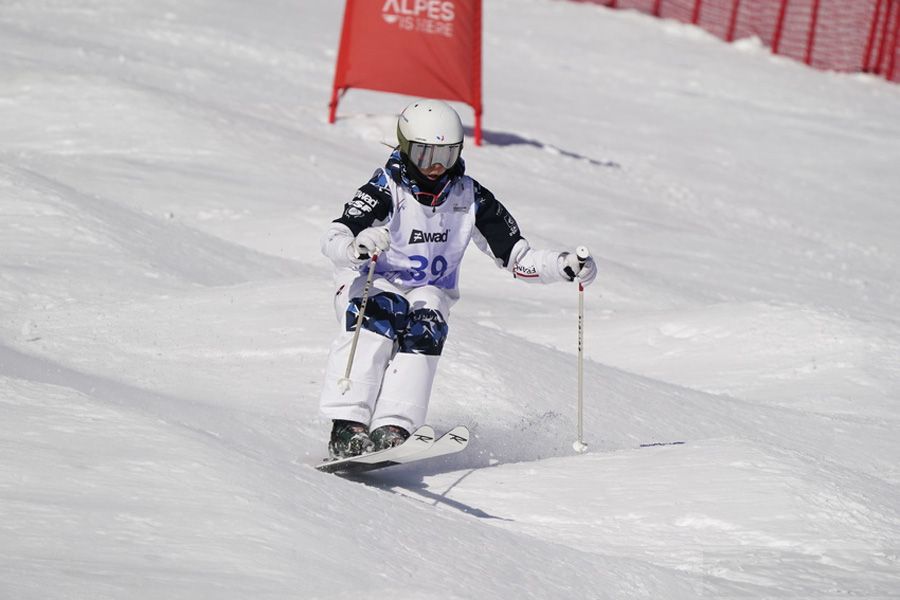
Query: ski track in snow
2 0 900 598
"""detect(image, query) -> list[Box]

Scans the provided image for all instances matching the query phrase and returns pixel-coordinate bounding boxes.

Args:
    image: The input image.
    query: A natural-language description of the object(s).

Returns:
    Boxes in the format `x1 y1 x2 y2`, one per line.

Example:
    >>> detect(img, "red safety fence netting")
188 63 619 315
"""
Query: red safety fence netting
573 0 900 82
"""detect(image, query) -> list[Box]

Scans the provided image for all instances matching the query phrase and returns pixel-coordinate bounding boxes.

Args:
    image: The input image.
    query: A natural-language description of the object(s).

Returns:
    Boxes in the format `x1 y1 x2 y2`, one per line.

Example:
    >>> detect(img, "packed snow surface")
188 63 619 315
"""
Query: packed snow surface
2 0 900 598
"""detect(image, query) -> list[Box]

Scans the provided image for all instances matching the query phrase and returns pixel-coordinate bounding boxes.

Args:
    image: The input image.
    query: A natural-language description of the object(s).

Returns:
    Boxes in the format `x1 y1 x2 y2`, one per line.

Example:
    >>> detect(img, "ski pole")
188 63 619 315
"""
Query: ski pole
573 245 590 453
337 253 378 394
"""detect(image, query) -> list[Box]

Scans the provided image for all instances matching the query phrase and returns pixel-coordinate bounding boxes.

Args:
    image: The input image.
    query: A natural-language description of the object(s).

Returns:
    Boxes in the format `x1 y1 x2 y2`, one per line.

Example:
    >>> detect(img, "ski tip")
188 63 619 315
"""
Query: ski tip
445 425 469 445
410 424 436 443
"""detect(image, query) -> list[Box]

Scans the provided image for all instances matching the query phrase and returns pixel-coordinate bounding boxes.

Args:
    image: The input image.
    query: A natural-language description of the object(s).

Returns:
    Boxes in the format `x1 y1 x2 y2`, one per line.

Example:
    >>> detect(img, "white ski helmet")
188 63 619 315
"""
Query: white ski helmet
397 99 464 171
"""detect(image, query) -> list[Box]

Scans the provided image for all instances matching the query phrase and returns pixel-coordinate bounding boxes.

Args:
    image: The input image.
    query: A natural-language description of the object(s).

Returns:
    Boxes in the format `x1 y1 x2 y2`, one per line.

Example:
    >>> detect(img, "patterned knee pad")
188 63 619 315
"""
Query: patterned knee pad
399 308 449 356
346 292 410 340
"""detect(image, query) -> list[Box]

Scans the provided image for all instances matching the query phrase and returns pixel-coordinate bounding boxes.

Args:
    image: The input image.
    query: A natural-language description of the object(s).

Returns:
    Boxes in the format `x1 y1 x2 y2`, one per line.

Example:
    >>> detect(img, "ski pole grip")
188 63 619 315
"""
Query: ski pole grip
576 245 591 268
575 246 590 292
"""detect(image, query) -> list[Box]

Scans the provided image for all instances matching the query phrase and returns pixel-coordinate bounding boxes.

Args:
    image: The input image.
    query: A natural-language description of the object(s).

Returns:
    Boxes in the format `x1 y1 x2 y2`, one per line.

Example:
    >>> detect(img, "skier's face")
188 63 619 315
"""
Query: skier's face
421 164 447 179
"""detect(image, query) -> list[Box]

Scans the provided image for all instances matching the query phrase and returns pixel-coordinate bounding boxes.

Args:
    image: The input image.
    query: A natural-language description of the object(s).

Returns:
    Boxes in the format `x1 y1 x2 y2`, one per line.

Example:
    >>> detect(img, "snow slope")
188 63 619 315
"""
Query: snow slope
2 0 899 598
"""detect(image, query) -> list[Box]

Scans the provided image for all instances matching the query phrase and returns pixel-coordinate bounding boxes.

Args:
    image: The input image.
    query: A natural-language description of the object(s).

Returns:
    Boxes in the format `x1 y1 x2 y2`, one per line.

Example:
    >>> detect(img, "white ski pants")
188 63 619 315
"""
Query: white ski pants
319 271 456 433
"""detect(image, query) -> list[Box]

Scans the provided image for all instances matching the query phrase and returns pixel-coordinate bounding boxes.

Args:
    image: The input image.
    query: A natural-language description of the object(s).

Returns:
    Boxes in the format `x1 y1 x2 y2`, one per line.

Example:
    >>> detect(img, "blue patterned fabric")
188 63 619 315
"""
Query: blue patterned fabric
346 292 449 355
398 308 449 356
345 292 410 340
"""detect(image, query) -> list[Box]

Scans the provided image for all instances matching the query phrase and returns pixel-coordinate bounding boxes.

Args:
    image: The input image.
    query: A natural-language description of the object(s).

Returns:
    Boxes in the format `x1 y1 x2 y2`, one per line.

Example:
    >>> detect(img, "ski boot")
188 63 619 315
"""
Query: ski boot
370 425 410 451
328 420 374 459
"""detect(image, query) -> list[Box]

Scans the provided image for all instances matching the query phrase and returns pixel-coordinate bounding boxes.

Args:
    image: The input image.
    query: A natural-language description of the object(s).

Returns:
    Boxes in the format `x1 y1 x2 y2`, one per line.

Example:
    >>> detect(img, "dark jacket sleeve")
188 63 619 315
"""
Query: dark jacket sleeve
473 180 524 267
334 169 393 236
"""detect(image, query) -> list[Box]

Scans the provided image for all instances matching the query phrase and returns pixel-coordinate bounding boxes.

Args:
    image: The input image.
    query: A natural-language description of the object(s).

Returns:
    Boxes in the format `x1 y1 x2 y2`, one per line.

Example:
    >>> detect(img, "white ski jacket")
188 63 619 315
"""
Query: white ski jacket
321 151 569 294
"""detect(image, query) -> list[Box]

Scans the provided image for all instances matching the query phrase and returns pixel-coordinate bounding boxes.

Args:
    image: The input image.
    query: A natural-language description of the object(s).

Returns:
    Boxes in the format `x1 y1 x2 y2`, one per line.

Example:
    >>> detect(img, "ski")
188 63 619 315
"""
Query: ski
316 425 469 474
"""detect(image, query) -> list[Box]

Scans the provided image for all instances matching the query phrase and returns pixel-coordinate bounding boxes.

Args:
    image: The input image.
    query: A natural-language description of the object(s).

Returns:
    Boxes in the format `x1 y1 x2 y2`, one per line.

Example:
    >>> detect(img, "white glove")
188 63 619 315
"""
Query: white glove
560 250 597 286
351 226 390 260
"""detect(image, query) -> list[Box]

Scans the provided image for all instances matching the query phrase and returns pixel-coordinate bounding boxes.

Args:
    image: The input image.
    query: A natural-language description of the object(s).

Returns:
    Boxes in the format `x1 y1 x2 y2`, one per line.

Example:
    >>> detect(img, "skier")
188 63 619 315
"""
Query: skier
319 98 597 459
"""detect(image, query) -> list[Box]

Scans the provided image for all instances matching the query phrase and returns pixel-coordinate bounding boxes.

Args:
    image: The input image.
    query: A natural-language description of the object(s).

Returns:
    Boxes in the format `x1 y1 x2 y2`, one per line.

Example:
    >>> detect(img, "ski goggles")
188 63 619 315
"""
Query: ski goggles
407 141 462 170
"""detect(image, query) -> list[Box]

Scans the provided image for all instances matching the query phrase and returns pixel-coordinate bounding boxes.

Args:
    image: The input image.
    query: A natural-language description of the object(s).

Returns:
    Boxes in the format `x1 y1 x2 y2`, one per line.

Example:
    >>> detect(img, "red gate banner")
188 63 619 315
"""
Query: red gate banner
328 0 484 145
